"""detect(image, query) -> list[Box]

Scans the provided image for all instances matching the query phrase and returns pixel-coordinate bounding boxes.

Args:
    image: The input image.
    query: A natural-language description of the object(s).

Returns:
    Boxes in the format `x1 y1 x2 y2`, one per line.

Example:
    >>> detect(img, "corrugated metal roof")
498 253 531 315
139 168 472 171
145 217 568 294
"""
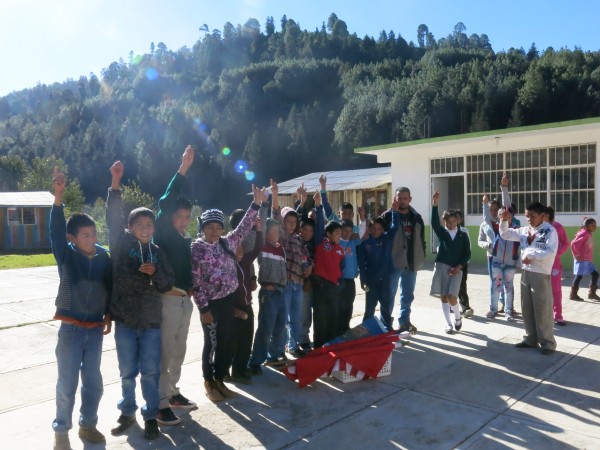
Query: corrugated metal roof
276 166 391 194
0 191 55 207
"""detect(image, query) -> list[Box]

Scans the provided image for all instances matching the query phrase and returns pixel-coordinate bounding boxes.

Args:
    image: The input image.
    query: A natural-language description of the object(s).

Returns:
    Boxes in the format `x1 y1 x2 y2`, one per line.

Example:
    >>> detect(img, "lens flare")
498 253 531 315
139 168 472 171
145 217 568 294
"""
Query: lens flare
222 147 231 156
145 68 158 81
244 170 255 181
234 160 248 173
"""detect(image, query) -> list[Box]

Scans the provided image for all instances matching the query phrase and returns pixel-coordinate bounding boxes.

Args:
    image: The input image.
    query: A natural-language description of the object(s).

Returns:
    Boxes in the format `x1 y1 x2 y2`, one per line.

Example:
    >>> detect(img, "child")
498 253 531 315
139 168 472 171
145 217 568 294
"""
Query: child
50 167 112 450
545 206 570 325
570 218 600 301
430 190 471 334
339 218 364 333
312 221 345 348
191 186 265 401
357 214 398 330
227 205 265 383
271 179 312 358
248 217 289 374
482 194 520 321
154 146 196 427
106 161 175 441
499 202 558 355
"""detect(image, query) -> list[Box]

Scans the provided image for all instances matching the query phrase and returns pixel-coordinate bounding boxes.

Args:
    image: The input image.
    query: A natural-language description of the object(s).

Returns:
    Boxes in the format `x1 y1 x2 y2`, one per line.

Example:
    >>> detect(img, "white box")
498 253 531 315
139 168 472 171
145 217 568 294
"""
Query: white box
331 354 392 383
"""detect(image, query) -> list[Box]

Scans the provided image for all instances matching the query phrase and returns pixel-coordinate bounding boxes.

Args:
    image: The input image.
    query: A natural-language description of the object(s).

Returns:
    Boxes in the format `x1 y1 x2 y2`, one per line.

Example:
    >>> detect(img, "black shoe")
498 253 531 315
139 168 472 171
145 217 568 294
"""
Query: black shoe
169 393 197 410
110 414 136 436
541 348 555 355
515 341 536 349
299 342 313 352
144 419 160 440
398 322 417 334
556 320 567 326
290 348 307 358
156 407 181 426
454 318 462 332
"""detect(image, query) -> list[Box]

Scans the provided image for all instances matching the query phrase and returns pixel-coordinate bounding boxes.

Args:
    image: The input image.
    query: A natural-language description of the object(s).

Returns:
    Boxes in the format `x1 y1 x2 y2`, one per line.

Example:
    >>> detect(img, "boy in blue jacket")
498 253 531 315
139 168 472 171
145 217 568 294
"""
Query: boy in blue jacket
50 167 112 450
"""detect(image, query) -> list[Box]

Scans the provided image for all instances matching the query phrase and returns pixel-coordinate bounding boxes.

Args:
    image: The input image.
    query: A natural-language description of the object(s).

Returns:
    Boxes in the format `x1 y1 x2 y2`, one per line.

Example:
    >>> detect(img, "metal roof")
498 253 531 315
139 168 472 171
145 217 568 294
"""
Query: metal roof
0 191 55 207
275 166 391 195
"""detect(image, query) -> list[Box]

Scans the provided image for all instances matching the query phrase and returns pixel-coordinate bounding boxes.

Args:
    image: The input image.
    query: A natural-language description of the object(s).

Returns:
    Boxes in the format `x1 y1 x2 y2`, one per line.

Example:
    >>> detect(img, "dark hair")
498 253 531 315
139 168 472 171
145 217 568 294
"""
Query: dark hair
545 205 555 222
341 220 354 229
325 221 341 234
395 187 411 196
341 202 353 212
229 209 245 230
174 197 192 212
66 213 96 236
300 218 315 229
525 202 546 215
441 209 459 222
128 207 155 226
372 217 385 228
490 199 501 209
455 209 464 219
583 217 596 228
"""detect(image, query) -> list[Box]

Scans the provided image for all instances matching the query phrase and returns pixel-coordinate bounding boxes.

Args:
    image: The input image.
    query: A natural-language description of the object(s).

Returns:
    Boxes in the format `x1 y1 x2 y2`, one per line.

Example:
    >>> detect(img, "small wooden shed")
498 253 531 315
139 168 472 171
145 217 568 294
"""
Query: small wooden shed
0 191 54 251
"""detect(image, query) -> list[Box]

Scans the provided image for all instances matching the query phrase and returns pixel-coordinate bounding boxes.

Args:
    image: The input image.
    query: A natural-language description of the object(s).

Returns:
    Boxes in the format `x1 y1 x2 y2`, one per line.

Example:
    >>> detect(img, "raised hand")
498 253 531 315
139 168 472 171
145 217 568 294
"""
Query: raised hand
270 178 278 196
432 189 440 206
52 166 66 196
296 182 307 197
319 174 327 191
313 190 322 207
179 145 195 175
482 194 489 204
110 161 124 190
500 171 509 188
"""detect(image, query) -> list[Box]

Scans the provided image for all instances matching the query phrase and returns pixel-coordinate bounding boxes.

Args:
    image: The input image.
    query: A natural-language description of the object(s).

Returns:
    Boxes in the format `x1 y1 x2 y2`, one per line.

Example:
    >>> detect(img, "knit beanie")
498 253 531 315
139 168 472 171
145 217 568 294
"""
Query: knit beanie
200 209 225 229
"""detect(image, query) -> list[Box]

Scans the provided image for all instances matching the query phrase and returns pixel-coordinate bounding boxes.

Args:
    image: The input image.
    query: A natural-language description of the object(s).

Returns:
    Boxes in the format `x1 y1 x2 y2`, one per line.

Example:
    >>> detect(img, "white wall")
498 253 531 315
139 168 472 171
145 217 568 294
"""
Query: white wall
364 123 600 227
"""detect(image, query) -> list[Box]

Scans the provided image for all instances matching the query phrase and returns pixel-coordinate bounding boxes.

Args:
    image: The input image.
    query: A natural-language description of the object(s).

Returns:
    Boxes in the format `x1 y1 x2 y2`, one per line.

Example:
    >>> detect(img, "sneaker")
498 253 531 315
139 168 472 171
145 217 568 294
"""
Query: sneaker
463 308 474 318
110 414 136 436
299 342 313 352
144 419 160 440
156 407 181 426
247 365 263 376
78 426 106 444
204 380 225 402
53 433 71 450
290 348 307 358
505 314 515 322
445 325 454 334
485 310 496 319
231 374 253 385
398 322 418 334
454 318 462 332
215 380 238 398
169 393 197 410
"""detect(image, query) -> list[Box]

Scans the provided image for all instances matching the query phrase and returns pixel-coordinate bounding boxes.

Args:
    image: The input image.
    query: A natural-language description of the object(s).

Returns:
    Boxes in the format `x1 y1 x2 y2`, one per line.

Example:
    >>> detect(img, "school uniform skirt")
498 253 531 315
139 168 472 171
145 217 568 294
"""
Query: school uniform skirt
573 260 597 276
430 262 463 298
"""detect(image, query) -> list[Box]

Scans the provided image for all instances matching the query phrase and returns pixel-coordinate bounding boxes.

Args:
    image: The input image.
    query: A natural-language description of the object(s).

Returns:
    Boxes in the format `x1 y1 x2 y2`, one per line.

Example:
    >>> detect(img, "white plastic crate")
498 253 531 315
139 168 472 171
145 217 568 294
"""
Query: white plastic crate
331 354 392 383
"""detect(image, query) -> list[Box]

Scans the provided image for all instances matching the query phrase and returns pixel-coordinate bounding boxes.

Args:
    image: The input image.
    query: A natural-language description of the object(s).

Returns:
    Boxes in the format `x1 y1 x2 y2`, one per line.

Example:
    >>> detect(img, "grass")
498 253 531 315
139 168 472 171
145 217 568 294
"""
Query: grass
0 253 56 270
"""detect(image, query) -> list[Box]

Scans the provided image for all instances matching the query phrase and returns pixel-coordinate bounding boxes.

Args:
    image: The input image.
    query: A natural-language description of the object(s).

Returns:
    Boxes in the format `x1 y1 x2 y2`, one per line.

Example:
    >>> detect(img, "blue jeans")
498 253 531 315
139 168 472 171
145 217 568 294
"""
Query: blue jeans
389 269 417 327
53 323 104 434
283 282 304 352
488 256 506 306
249 289 287 366
491 263 516 314
363 277 394 330
115 322 161 421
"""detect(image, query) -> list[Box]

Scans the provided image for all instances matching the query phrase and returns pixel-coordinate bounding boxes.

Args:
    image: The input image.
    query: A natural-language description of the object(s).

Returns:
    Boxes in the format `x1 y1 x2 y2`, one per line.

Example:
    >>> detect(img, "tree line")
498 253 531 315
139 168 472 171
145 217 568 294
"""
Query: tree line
1 14 599 211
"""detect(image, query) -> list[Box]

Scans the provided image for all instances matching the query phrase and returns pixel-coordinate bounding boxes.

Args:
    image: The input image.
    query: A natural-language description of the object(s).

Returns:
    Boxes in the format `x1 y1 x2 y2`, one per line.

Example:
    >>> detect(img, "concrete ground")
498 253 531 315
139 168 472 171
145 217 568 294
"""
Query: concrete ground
1 264 600 450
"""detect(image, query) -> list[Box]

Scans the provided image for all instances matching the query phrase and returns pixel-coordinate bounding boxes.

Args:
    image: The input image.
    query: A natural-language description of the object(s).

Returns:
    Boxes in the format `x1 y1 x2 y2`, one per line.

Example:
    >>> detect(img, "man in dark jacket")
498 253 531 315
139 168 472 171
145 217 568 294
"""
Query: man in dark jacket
381 187 426 333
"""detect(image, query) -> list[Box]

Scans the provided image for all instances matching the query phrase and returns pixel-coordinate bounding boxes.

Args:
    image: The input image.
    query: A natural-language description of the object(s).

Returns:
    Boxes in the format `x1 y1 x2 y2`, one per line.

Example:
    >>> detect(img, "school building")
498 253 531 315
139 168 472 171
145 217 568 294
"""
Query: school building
0 191 54 252
275 166 392 223
356 117 600 269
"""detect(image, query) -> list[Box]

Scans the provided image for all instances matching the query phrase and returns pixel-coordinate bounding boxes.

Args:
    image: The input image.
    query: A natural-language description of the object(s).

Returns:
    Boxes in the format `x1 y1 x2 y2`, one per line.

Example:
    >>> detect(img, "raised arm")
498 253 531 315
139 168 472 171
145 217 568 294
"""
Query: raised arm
50 166 68 265
313 190 325 244
106 161 126 252
430 189 445 238
224 185 265 251
500 172 512 208
157 145 194 217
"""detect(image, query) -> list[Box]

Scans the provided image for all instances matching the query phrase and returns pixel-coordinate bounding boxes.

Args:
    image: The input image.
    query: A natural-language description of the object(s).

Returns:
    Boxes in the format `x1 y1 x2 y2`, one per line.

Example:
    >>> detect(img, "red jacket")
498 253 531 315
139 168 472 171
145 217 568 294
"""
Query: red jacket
314 238 345 285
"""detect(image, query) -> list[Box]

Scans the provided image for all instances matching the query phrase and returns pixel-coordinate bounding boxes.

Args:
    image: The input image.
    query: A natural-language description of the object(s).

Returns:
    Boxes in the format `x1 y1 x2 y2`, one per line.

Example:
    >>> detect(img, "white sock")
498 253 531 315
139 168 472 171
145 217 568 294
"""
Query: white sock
441 302 452 326
452 304 461 320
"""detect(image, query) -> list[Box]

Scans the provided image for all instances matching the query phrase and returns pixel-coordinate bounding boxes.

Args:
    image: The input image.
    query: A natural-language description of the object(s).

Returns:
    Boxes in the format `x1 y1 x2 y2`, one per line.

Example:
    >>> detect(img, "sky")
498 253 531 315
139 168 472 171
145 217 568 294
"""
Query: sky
1 0 599 96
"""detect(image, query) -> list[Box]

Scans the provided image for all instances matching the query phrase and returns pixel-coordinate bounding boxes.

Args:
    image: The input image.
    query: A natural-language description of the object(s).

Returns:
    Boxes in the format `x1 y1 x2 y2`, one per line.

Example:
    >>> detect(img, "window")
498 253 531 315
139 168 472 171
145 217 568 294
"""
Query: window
438 143 597 215
7 207 36 225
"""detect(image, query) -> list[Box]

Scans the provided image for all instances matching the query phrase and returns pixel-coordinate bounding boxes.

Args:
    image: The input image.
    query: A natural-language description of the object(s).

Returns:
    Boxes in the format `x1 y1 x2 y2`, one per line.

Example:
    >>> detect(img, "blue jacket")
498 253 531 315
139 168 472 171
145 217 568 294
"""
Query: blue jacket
50 205 112 324
357 225 398 288
340 237 361 279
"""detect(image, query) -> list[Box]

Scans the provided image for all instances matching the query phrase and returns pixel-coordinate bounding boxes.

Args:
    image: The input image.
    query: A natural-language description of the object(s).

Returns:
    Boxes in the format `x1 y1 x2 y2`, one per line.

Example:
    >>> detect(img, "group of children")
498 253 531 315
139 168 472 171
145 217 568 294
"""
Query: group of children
50 150 599 448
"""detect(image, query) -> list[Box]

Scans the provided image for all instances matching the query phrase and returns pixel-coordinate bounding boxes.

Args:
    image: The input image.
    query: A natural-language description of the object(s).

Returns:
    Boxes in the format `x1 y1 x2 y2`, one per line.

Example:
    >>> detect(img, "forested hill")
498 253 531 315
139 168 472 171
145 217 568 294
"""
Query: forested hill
1 14 599 211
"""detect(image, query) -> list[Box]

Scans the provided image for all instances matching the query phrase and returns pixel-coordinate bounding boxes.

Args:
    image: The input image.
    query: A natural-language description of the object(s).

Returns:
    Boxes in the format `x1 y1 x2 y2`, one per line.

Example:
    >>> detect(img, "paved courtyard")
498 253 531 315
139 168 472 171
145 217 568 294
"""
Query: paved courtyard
1 264 600 449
